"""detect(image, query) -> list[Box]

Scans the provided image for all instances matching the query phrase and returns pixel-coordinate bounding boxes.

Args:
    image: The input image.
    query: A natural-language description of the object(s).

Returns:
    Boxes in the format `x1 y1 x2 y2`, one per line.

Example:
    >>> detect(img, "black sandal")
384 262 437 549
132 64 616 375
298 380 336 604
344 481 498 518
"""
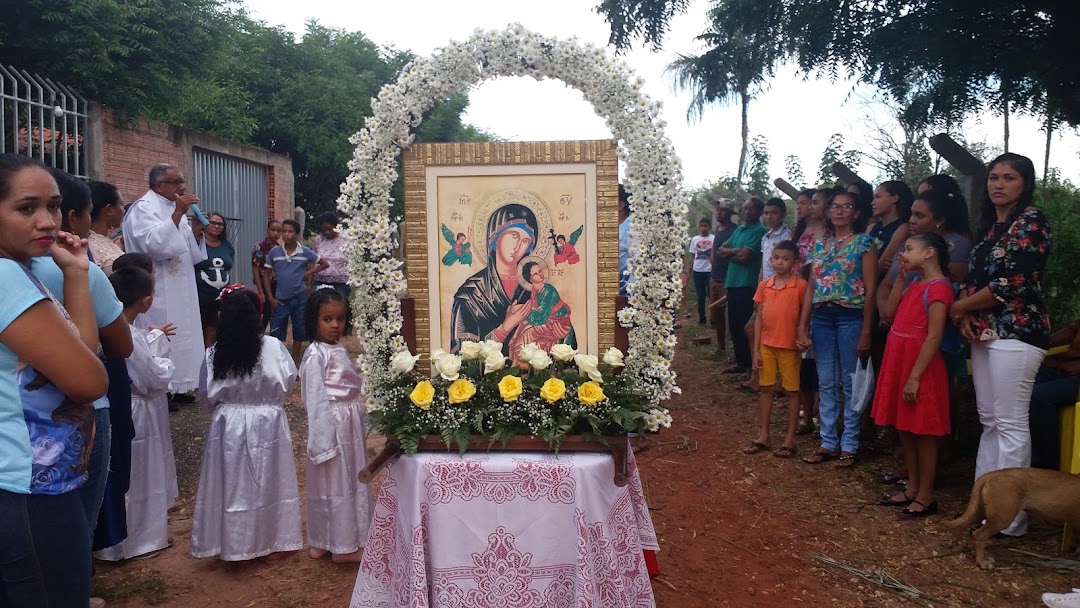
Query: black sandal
899 500 938 519
803 450 837 464
878 492 913 507
834 452 857 468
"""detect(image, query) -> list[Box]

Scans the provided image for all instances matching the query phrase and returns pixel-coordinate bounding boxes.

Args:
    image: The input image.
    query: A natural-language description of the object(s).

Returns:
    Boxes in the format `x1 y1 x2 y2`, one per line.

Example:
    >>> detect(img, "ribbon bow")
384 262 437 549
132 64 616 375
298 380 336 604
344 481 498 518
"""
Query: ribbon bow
216 283 251 302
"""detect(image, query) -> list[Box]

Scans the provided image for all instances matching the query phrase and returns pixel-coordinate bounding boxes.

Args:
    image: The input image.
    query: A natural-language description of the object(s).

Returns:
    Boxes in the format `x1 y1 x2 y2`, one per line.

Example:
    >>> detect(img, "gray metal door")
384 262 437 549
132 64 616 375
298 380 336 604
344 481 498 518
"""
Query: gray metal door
191 148 268 289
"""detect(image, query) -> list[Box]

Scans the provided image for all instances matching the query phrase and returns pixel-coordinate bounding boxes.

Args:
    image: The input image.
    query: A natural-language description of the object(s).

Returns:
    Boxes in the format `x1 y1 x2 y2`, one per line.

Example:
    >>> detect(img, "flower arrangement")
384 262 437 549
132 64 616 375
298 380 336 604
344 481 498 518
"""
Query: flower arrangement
335 24 688 418
370 341 672 455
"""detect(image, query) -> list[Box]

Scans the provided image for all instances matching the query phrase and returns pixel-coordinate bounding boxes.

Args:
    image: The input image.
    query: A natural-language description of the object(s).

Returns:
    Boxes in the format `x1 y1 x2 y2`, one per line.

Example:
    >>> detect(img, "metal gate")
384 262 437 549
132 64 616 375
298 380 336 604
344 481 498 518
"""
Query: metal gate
0 65 88 177
191 148 268 289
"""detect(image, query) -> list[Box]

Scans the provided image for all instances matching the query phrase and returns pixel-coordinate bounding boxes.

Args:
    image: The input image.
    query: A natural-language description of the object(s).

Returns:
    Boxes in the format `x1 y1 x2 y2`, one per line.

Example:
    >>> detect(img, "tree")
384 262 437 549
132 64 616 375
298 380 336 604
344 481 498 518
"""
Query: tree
817 134 861 186
746 135 775 198
855 95 933 187
666 4 780 183
1 3 494 217
599 0 1080 129
783 155 805 189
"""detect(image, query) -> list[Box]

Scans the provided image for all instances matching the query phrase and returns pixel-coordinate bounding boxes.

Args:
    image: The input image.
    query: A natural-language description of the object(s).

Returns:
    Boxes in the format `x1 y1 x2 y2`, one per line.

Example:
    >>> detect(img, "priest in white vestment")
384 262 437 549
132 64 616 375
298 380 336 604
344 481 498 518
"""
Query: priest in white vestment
122 163 207 393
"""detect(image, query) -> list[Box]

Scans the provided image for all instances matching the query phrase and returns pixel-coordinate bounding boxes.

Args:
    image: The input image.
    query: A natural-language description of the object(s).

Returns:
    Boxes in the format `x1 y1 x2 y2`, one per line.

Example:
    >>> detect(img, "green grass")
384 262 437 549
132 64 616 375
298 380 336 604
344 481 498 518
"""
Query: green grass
92 570 169 605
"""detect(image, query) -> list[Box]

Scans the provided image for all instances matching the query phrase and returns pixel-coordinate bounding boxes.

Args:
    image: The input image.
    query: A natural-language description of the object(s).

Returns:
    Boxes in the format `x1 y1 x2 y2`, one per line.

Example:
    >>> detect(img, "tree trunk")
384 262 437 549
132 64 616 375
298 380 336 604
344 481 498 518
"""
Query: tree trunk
1043 113 1053 191
736 88 750 184
1003 97 1010 152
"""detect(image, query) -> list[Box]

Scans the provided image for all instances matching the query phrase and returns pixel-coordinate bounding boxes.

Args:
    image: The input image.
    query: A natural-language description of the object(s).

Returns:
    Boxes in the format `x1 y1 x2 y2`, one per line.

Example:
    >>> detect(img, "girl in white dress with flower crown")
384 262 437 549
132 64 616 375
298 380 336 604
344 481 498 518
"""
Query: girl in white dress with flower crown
191 286 302 562
301 287 370 562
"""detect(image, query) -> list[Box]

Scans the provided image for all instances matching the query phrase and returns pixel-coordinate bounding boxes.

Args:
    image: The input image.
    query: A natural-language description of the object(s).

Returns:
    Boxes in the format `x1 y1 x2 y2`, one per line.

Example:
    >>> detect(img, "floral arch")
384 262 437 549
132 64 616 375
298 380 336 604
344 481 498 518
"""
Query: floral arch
337 24 688 409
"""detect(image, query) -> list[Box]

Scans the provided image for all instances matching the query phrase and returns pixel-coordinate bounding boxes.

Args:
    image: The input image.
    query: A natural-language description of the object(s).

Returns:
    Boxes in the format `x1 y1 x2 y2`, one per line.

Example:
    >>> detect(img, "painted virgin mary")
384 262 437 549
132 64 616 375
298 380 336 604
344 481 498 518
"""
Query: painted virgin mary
450 204 538 355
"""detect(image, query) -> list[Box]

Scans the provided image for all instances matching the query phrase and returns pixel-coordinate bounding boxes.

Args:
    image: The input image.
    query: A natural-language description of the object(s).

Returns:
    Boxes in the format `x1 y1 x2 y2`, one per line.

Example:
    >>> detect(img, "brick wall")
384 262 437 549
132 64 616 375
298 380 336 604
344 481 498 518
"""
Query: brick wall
88 104 293 219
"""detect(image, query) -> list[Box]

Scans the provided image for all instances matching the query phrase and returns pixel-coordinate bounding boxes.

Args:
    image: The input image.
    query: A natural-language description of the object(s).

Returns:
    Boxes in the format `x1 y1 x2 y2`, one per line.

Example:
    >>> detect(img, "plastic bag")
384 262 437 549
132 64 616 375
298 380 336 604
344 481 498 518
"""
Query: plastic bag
850 356 875 414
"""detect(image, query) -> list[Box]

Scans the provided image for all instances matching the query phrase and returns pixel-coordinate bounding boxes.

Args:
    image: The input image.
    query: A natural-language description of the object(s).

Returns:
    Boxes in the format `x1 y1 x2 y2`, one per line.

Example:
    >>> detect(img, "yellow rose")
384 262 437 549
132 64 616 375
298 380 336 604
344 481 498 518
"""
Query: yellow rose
447 378 477 404
577 381 606 406
497 375 523 402
409 380 435 410
539 377 566 403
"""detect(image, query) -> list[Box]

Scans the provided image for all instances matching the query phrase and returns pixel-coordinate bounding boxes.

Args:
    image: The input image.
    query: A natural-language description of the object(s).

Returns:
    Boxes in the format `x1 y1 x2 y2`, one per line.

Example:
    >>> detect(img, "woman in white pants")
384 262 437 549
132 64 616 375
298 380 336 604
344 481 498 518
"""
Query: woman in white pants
951 153 1052 537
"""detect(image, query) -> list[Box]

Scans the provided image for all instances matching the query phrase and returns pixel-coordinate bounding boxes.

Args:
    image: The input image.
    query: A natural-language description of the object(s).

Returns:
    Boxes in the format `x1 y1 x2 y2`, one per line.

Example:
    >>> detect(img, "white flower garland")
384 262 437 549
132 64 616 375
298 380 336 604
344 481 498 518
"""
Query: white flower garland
336 24 688 409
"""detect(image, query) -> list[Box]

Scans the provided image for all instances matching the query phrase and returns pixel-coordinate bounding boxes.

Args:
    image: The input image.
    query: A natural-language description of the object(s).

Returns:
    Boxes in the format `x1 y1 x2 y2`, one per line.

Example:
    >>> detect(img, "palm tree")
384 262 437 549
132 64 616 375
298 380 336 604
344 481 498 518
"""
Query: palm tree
667 8 777 184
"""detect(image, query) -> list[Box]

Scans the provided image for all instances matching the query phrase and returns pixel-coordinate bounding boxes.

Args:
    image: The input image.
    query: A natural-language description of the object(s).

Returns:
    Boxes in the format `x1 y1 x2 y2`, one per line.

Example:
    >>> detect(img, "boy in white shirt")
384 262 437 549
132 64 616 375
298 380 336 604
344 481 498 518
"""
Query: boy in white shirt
94 266 176 561
688 218 715 325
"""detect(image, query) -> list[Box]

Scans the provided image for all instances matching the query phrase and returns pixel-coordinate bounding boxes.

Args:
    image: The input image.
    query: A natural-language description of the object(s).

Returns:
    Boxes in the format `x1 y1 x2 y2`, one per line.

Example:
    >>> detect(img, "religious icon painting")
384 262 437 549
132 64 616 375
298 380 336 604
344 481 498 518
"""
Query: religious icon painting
402 141 620 361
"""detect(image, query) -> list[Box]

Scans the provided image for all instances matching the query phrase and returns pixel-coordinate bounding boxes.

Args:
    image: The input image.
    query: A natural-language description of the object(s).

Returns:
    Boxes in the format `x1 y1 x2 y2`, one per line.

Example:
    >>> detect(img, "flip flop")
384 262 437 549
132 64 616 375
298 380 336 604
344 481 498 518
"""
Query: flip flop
773 446 797 458
835 452 857 468
803 450 837 464
742 442 770 455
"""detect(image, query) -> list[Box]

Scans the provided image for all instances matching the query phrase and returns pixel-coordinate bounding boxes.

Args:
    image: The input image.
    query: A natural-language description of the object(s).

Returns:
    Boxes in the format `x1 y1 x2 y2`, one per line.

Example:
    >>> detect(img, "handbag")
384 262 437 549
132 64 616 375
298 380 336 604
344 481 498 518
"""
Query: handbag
850 356 875 414
922 279 963 353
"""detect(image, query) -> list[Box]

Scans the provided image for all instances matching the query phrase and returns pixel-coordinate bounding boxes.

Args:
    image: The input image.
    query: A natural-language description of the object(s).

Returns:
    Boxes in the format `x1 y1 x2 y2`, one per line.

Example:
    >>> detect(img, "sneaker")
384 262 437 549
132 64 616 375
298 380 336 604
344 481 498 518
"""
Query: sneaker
1043 589 1080 608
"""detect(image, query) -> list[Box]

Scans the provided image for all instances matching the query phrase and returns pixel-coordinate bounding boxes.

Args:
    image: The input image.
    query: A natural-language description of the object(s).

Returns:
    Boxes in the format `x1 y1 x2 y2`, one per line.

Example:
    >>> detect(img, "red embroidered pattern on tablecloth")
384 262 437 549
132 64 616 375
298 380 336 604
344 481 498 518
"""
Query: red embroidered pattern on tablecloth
423 458 576 504
626 450 659 550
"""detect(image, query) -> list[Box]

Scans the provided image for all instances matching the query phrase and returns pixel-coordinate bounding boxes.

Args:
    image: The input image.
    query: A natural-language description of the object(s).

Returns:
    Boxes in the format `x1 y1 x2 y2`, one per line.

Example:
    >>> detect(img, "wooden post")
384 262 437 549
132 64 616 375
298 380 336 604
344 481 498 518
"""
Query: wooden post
927 133 986 228
735 186 752 202
773 178 800 200
830 162 868 188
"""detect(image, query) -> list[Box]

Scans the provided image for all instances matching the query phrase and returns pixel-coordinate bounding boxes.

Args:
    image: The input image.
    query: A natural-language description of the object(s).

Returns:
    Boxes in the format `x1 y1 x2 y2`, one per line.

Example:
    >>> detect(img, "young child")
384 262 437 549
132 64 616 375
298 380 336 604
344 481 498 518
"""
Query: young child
746 241 807 458
264 219 329 362
94 266 175 561
688 218 714 325
191 286 303 562
301 287 370 562
871 233 954 518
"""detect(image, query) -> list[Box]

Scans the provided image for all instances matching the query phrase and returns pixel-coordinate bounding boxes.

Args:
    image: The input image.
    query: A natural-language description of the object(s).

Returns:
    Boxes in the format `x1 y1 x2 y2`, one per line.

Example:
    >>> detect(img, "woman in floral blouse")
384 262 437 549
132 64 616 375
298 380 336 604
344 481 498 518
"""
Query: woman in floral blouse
950 153 1051 537
312 211 351 298
798 189 878 468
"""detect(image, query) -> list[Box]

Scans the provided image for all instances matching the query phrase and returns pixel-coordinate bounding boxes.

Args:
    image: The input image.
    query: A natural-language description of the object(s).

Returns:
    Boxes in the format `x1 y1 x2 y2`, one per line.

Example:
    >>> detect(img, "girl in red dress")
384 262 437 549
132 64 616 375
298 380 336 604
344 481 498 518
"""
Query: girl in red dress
872 233 955 518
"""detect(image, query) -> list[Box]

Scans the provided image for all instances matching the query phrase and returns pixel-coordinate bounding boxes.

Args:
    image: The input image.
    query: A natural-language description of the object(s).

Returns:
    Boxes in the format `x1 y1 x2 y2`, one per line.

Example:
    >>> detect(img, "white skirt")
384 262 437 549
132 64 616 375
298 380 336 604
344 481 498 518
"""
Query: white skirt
191 402 303 561
160 398 178 508
94 395 171 560
306 398 371 554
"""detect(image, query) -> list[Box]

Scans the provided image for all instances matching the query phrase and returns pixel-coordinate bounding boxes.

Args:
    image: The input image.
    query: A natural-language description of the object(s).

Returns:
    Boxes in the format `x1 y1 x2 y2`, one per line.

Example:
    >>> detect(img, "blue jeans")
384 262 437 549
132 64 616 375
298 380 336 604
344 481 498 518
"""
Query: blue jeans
727 287 755 370
693 271 710 324
0 489 91 606
1030 367 1080 470
270 295 307 342
76 408 111 538
812 305 864 454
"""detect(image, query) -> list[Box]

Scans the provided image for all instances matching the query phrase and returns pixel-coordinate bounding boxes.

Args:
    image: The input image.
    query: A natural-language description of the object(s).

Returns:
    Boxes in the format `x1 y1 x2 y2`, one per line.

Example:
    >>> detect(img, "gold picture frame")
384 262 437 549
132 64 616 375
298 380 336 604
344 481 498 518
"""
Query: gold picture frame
402 140 619 360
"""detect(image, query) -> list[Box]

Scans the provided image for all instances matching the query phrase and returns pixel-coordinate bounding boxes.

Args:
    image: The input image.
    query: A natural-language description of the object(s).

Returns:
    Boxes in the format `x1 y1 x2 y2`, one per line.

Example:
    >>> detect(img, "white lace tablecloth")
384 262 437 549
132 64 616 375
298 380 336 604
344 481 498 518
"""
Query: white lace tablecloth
350 448 658 608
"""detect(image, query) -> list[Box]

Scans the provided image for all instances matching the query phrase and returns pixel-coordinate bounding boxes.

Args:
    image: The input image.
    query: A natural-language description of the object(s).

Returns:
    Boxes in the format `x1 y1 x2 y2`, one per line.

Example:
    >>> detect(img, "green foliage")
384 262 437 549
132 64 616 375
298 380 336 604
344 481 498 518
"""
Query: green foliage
817 133 861 186
369 356 657 456
2 2 494 217
601 0 1080 129
746 134 777 198
783 154 805 189
1037 171 1080 328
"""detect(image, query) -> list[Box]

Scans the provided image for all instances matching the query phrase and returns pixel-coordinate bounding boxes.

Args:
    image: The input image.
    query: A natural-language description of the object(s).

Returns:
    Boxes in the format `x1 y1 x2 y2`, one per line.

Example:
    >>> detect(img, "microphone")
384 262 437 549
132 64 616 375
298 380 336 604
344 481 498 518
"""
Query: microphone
189 203 210 226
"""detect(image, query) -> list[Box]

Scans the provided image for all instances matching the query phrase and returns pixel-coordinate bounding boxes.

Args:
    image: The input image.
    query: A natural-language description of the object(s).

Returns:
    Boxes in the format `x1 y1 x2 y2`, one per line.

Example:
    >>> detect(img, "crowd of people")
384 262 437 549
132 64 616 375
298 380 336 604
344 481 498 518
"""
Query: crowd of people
0 156 369 607
689 153 1065 529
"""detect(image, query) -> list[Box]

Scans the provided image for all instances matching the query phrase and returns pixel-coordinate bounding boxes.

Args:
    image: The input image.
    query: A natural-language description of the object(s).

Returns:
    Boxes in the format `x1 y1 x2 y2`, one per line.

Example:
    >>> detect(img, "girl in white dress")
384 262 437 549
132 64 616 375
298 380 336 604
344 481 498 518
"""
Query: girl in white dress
95 266 175 561
191 286 303 562
301 287 370 562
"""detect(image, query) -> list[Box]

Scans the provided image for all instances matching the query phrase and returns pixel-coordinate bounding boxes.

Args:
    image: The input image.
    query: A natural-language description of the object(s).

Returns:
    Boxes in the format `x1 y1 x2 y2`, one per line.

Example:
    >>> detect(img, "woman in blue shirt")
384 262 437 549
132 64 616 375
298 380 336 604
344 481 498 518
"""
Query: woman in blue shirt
0 154 109 606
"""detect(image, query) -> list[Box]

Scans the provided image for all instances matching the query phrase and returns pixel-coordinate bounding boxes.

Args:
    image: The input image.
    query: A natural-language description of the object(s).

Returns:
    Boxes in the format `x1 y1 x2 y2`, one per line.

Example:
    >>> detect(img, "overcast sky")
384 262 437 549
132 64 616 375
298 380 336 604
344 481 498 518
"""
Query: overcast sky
244 0 1079 190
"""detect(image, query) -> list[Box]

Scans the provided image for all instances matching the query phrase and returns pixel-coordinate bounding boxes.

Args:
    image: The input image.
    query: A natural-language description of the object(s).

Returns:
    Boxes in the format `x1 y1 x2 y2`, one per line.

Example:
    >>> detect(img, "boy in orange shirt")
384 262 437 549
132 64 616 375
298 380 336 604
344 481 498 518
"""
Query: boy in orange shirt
744 241 807 458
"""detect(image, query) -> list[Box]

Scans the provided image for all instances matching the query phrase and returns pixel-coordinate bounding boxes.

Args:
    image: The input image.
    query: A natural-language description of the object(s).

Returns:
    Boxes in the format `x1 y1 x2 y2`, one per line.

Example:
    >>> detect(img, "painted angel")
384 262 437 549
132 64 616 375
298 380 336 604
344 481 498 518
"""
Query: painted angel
553 225 583 266
440 224 473 267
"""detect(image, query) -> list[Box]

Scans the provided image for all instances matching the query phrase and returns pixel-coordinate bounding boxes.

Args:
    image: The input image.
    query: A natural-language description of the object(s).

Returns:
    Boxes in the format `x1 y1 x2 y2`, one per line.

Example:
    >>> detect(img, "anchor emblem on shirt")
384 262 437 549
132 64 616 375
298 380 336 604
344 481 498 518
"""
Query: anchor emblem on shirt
200 257 228 291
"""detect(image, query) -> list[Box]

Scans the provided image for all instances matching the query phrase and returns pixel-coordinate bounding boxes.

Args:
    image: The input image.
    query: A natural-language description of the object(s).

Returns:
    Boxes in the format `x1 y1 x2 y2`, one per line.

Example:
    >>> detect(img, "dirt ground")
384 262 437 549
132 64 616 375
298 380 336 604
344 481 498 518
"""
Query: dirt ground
94 327 1078 607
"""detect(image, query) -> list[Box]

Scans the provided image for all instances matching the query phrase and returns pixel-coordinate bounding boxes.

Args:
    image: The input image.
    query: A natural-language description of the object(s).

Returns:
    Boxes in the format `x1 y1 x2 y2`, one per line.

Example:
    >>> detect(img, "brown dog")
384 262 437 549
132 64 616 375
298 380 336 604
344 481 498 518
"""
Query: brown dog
943 468 1080 570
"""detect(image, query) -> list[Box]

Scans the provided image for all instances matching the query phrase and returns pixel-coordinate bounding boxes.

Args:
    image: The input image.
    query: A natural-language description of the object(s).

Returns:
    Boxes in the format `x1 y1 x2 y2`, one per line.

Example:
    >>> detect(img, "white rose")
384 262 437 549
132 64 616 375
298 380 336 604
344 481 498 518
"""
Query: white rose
431 348 449 362
602 347 625 368
390 350 419 375
458 341 483 360
529 350 552 371
550 343 577 362
433 353 462 381
518 342 540 364
480 339 504 360
574 354 602 383
484 350 506 374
